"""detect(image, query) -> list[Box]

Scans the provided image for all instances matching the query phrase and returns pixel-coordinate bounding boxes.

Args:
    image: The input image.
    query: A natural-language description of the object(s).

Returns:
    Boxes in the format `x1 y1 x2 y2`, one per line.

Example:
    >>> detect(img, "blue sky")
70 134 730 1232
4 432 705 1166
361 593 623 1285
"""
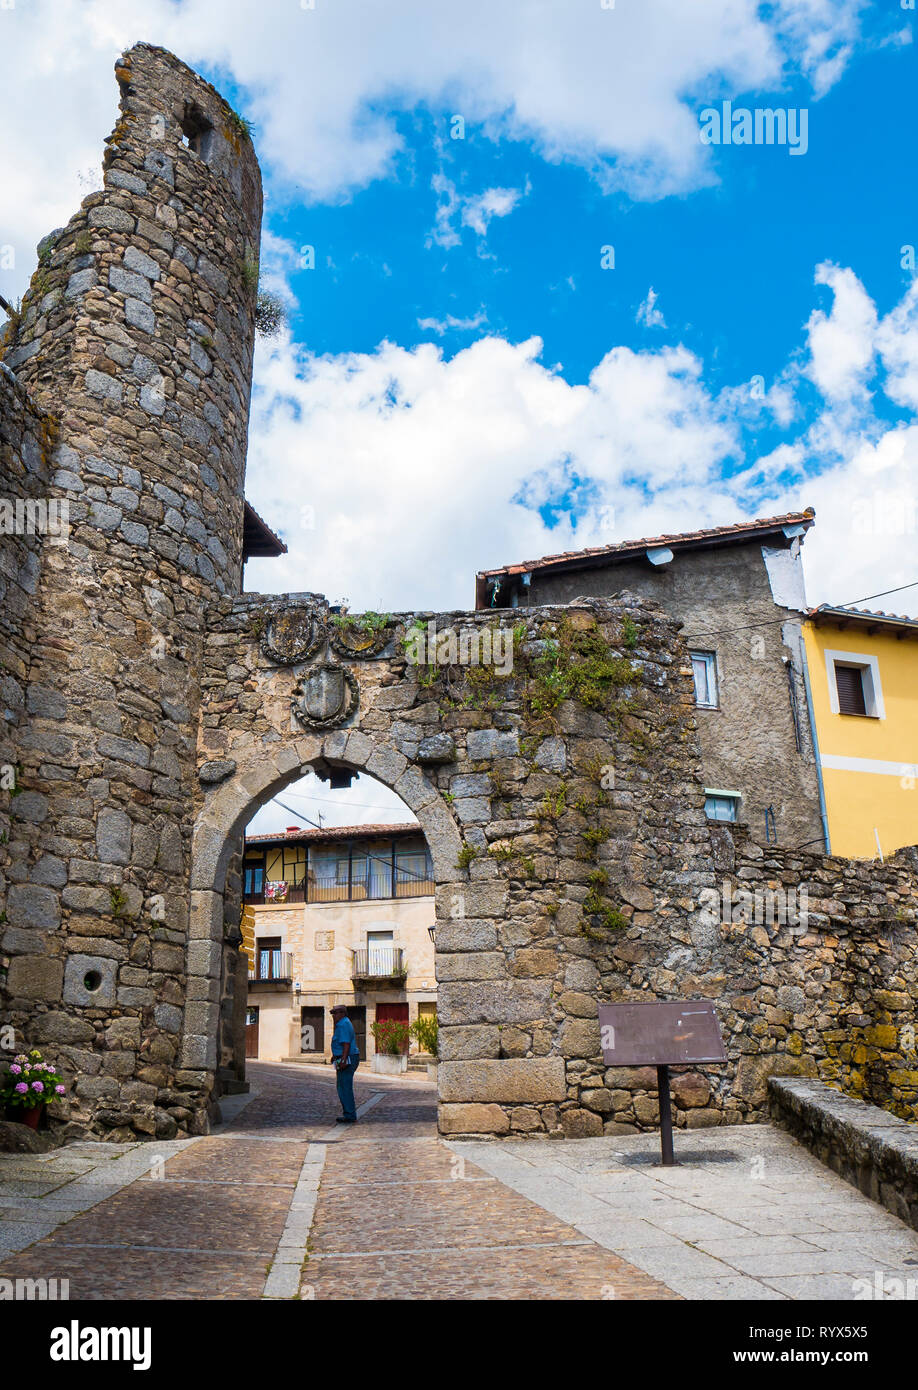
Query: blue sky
2 0 917 622
2 0 914 833
254 36 913 401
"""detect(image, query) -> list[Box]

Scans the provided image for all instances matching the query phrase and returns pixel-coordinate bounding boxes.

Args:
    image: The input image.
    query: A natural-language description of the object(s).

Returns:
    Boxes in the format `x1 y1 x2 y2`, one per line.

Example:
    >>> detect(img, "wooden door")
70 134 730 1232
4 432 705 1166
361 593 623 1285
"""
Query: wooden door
245 1007 259 1058
375 1001 409 1052
300 1006 324 1054
345 1005 367 1059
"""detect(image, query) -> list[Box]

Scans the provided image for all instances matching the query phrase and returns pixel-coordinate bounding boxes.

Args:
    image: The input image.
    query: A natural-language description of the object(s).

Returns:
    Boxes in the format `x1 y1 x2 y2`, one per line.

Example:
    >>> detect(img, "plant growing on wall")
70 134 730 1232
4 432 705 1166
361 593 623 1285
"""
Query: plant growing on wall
240 254 259 296
255 290 286 338
225 108 255 142
456 842 479 869
333 610 391 635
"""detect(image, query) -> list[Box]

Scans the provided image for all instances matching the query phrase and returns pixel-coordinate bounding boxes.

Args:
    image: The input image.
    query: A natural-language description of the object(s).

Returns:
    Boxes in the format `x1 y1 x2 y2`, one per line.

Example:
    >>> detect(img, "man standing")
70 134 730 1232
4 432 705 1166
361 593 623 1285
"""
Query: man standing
330 1003 359 1123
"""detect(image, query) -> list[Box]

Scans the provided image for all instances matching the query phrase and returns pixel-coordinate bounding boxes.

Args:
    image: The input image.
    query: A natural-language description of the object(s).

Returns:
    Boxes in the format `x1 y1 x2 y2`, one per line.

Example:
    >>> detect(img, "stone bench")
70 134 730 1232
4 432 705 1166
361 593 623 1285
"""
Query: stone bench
769 1075 918 1230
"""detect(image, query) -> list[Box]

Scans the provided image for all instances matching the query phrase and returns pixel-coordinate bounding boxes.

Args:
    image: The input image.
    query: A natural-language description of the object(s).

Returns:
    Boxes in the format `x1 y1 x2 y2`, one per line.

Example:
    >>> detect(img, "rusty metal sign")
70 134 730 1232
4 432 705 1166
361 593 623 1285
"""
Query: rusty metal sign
598 999 727 1165
598 999 727 1068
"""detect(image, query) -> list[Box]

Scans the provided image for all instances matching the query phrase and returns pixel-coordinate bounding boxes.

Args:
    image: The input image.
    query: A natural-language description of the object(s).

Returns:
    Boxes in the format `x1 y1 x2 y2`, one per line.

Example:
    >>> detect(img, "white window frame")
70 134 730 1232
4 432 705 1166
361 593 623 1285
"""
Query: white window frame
690 650 719 709
824 648 885 719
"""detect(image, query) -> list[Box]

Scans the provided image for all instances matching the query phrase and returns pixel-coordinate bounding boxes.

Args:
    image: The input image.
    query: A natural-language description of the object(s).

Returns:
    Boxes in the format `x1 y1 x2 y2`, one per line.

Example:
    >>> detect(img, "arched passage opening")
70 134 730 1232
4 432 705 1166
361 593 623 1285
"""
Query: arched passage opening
183 732 462 1103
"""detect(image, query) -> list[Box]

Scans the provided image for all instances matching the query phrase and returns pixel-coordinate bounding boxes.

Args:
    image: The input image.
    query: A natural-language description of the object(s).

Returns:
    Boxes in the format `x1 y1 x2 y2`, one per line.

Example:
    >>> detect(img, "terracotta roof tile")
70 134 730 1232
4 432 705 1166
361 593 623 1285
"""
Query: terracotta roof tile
477 508 815 583
807 604 918 629
245 821 421 846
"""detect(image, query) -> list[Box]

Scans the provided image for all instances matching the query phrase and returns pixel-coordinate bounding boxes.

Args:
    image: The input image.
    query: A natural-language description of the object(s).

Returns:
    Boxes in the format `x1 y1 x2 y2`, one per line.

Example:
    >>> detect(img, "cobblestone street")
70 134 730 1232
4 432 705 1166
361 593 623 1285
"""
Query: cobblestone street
1 1061 916 1301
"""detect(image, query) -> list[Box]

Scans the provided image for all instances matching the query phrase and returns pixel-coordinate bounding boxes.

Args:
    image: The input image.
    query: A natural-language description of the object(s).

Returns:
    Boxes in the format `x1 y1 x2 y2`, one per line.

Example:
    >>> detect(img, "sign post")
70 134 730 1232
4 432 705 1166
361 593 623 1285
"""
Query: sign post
657 1065 675 1166
598 1000 727 1166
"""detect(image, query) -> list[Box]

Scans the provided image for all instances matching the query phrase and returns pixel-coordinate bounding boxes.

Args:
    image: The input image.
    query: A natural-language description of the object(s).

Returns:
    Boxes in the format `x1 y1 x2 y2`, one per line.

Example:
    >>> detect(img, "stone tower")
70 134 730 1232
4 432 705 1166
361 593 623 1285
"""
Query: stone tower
0 44 262 1138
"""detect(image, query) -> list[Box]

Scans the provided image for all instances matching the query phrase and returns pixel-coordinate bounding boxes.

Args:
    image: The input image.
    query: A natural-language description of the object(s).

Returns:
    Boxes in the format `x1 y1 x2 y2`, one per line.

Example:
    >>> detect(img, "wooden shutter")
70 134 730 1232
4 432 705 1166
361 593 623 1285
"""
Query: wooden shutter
835 664 866 715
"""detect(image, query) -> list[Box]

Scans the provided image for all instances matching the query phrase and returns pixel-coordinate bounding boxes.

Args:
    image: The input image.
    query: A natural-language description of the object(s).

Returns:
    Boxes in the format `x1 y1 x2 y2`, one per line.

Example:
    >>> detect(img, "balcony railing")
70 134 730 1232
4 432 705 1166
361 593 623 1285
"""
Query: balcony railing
254 871 434 906
248 949 294 984
351 947 406 981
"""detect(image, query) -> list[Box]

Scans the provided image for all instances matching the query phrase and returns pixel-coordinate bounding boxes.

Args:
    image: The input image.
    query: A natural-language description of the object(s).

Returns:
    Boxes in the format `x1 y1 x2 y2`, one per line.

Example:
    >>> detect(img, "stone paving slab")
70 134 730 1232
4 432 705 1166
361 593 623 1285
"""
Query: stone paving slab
37 1177 298 1255
0 1243 271 1300
305 1244 670 1301
303 1088 679 1301
160 1136 305 1186
448 1123 918 1300
7 1063 914 1302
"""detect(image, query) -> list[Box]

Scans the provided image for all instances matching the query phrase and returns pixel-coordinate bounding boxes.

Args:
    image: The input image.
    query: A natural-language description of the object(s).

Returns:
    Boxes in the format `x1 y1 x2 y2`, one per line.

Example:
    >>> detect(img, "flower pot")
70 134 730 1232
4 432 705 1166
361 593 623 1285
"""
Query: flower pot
372 1053 408 1075
9 1106 42 1130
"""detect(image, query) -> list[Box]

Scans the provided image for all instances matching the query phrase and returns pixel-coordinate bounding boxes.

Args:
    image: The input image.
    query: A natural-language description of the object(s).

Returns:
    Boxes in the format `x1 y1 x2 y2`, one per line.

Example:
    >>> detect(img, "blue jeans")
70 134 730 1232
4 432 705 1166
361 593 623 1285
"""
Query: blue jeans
335 1058 359 1120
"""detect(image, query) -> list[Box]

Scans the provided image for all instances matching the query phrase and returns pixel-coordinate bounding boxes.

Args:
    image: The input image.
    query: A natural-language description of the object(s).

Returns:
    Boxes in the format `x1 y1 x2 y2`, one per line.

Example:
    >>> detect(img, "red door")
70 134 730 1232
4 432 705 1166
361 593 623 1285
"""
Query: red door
375 1002 409 1052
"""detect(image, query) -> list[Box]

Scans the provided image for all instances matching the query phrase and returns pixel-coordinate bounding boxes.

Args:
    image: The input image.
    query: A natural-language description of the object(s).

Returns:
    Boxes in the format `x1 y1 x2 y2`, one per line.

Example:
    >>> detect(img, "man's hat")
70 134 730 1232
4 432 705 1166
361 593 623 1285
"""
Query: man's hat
330 1003 347 1014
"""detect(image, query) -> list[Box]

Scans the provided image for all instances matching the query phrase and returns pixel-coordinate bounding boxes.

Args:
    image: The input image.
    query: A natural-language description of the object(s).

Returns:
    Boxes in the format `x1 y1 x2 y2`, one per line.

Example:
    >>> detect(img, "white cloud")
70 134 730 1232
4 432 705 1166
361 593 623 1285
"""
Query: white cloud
243 331 740 610
428 176 525 250
460 187 523 237
417 310 488 336
635 287 666 329
0 0 875 299
876 278 918 411
245 265 918 620
804 262 878 404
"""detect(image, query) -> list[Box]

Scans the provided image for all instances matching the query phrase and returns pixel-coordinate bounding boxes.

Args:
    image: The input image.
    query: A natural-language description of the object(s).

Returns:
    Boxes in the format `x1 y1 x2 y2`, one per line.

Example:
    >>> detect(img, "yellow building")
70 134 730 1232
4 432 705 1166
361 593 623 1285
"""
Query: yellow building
242 823 437 1063
802 606 918 858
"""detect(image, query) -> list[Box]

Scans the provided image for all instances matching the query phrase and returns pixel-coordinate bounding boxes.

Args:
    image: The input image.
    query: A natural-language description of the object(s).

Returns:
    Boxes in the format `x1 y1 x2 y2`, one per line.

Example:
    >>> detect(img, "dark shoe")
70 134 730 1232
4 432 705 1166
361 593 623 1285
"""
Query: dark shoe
337 1116 356 1124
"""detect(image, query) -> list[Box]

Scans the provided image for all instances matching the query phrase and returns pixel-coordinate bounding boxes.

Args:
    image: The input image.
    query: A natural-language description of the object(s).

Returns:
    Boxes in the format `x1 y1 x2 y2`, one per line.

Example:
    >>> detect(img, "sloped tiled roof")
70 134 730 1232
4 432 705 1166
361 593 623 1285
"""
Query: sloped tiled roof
477 509 815 588
245 822 422 847
243 500 287 559
807 603 918 634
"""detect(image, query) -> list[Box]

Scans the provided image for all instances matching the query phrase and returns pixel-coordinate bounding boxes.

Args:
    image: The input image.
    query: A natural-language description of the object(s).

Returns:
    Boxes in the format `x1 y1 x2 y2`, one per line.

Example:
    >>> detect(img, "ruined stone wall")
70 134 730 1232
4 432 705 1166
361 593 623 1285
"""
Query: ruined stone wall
191 593 917 1141
715 830 918 1118
0 368 58 1015
0 44 262 1141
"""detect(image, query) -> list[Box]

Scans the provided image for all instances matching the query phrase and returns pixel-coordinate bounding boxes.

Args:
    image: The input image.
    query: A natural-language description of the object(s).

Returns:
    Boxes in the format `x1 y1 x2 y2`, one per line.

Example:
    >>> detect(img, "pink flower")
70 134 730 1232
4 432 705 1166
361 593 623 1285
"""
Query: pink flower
31 1081 44 1092
10 1064 21 1074
55 1085 65 1095
14 1082 27 1094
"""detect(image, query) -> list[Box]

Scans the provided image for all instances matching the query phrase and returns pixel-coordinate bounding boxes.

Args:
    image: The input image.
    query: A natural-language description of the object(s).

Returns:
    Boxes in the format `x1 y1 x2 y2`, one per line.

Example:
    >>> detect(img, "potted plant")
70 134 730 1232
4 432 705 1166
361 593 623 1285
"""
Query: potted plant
370 1019 410 1074
410 1012 439 1081
1 1049 67 1130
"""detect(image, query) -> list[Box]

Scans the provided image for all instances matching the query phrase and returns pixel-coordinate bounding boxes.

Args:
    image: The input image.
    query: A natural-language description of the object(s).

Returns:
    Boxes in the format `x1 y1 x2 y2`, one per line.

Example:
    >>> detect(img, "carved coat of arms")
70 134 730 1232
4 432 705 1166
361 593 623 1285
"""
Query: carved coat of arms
261 602 325 665
291 661 359 730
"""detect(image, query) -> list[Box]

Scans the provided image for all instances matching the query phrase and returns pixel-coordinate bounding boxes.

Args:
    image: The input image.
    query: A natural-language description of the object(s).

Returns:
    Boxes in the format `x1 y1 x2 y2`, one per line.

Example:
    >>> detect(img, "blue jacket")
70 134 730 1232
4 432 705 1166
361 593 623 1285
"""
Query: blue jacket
331 1015 359 1062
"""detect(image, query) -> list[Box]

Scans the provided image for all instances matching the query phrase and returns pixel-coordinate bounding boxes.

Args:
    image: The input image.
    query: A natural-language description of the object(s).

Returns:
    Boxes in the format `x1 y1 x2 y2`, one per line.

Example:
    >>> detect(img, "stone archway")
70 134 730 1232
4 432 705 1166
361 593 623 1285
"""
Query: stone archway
178 588 720 1140
183 731 463 1079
